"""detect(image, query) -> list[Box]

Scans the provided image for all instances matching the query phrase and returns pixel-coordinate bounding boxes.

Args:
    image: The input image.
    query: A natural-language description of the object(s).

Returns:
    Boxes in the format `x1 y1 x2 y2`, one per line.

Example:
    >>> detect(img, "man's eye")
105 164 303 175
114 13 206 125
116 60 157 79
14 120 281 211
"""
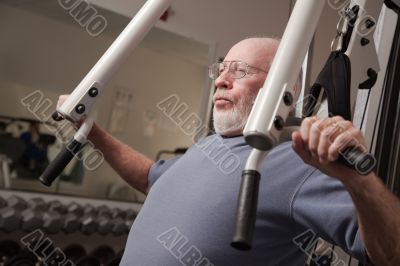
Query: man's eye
231 62 245 73
218 65 225 74
234 67 246 75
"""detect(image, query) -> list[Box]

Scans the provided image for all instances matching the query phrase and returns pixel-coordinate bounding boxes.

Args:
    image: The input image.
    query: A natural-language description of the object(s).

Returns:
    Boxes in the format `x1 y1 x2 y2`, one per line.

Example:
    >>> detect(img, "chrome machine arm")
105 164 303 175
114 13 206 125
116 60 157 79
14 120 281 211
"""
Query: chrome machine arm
39 0 173 186
232 0 381 250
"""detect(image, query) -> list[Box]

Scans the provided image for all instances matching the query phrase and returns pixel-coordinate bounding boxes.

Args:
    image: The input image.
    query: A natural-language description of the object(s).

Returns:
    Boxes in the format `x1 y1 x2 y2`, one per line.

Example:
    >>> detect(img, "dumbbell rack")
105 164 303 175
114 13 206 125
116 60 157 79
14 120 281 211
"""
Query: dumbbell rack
0 189 141 265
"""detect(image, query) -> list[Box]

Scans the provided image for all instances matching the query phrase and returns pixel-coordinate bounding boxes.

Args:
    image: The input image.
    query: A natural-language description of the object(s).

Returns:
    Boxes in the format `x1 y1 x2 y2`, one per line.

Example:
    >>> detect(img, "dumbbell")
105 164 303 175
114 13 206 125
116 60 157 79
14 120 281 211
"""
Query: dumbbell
107 257 122 266
3 247 38 266
0 195 28 232
108 207 129 236
96 205 113 235
48 200 67 213
80 204 98 235
62 202 83 234
21 197 47 232
0 240 21 264
42 200 66 234
110 207 126 220
76 255 101 266
96 206 129 235
106 249 124 266
30 201 83 234
0 196 6 209
92 206 131 236
90 245 115 265
63 244 87 264
125 209 137 229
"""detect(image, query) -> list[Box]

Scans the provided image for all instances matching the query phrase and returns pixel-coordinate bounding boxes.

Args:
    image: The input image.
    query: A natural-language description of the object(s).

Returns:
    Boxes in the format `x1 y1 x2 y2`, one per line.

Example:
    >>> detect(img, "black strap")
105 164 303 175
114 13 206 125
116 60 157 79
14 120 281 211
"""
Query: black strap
305 51 352 120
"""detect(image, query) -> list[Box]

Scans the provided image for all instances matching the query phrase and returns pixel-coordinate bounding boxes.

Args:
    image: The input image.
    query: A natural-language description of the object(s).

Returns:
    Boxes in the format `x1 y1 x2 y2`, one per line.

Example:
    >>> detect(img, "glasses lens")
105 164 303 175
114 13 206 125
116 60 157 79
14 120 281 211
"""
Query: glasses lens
208 61 249 79
209 63 223 79
229 61 246 79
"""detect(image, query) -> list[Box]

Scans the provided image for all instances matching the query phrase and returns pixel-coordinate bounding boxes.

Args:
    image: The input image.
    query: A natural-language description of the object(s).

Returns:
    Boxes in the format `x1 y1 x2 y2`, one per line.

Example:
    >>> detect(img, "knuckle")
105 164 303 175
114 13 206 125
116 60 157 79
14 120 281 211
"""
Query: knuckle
337 133 352 147
358 144 368 152
303 117 314 126
311 122 321 132
321 131 330 138
318 143 328 154
333 115 344 121
353 128 362 136
342 121 353 128
309 144 318 153
321 127 333 137
348 127 361 137
319 150 328 159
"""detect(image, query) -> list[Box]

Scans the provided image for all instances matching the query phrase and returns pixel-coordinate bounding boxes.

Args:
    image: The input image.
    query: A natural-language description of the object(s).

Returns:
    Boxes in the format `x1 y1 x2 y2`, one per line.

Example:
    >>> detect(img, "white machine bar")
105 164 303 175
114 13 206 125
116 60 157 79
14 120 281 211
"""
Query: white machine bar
57 0 173 122
244 0 326 151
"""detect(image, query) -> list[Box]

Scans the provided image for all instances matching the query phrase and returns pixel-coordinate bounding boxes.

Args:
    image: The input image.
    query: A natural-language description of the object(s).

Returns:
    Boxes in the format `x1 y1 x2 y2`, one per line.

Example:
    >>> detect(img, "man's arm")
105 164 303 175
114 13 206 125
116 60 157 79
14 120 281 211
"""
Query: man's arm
57 95 153 194
88 123 154 194
292 116 400 265
343 171 400 265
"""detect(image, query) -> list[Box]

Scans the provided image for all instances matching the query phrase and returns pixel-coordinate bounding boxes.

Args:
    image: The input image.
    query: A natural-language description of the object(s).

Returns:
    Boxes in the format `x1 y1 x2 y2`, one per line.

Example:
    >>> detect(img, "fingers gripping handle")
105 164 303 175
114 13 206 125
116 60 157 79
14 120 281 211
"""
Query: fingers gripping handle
52 111 64 122
39 139 83 186
231 170 261 251
230 149 375 252
338 147 376 176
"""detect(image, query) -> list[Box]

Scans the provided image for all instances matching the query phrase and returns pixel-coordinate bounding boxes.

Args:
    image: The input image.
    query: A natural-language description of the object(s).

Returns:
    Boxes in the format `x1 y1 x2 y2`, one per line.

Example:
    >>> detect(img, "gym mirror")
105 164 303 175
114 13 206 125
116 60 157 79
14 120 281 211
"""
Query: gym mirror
0 0 211 202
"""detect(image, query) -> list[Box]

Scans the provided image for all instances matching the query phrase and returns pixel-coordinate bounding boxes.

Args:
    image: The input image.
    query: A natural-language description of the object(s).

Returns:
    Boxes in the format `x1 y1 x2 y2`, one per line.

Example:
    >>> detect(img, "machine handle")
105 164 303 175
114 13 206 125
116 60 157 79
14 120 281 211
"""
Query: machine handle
231 170 261 251
338 147 375 175
39 139 82 186
231 147 375 251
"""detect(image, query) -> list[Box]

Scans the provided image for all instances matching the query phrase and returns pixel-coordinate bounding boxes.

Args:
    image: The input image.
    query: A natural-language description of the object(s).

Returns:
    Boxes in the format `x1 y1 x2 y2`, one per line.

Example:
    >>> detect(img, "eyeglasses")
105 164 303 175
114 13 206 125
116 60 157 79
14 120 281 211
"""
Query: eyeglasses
208 60 267 79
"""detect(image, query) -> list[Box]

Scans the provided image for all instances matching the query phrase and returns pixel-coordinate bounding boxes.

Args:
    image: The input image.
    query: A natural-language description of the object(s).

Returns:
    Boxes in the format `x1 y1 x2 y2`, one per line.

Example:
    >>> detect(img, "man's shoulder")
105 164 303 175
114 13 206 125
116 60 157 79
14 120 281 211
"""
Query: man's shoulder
260 141 316 181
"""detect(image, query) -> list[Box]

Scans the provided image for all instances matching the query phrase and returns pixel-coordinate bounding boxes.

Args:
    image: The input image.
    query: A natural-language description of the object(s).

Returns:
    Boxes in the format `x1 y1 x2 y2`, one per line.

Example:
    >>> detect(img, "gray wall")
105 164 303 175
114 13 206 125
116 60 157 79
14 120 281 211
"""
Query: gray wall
0 1 355 201
0 3 207 201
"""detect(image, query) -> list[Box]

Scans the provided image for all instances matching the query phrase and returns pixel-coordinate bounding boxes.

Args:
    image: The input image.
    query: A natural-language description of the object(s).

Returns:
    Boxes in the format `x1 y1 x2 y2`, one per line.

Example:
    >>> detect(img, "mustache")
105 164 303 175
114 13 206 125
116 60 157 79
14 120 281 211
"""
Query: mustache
213 91 235 103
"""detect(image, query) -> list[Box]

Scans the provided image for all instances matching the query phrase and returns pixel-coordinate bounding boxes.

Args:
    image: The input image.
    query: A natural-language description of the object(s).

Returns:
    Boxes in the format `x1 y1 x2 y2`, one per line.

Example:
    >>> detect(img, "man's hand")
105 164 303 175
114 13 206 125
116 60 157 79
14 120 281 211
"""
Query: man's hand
56 94 86 128
57 94 69 109
292 116 400 265
291 116 368 180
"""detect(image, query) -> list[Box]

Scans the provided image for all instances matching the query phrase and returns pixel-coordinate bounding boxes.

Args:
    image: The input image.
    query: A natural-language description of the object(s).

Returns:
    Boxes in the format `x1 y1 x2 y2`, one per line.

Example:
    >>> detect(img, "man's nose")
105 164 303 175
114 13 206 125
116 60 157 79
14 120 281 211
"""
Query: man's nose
214 70 233 90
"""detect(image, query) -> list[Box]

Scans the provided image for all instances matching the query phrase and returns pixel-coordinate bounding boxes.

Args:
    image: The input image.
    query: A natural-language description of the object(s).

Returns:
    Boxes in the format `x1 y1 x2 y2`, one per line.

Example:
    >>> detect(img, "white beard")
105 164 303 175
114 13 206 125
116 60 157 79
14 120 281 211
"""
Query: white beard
212 90 258 136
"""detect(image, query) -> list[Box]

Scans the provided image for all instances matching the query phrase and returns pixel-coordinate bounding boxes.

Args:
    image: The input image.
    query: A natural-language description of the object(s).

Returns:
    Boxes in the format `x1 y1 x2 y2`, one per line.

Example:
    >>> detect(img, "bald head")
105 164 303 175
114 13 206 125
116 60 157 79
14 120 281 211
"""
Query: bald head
225 37 280 73
212 37 281 136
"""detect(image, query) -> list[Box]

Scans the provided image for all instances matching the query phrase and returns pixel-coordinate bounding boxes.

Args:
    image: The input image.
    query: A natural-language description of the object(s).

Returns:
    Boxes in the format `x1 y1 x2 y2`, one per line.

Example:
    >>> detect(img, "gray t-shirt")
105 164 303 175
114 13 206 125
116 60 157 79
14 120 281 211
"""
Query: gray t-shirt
120 134 367 265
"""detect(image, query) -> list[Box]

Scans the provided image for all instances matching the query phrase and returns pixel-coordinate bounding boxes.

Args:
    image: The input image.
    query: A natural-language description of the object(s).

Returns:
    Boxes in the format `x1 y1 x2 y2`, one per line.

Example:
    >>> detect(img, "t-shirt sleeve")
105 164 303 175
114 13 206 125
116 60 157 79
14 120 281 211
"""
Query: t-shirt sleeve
148 156 182 187
290 169 369 264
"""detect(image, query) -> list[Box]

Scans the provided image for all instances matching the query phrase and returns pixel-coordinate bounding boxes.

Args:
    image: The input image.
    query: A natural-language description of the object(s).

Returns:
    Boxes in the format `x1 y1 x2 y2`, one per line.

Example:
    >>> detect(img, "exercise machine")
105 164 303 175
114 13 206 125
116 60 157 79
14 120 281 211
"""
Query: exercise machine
36 0 396 257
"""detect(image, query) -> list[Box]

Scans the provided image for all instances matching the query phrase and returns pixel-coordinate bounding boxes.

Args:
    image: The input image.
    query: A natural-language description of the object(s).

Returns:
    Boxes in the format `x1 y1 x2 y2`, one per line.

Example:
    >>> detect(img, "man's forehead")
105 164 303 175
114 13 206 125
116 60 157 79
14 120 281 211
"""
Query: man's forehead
224 39 278 68
224 51 268 69
225 49 261 64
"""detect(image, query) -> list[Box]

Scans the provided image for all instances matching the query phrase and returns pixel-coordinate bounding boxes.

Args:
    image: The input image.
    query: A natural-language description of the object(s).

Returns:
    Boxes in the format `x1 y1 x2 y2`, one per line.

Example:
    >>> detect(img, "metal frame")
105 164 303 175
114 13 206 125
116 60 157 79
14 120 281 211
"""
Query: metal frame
39 1 399 260
375 3 400 193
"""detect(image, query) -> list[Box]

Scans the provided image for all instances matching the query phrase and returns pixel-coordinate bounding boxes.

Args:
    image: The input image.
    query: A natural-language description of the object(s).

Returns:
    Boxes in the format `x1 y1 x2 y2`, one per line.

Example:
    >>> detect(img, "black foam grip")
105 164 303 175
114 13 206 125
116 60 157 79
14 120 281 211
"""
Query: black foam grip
231 170 260 251
39 139 82 186
338 147 376 176
52 111 64 121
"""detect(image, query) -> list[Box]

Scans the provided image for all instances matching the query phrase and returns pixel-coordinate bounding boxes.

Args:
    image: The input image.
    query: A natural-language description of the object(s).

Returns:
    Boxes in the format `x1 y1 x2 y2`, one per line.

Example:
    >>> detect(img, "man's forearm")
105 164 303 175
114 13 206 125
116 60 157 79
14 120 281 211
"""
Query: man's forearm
292 116 400 264
342 172 400 265
88 123 154 194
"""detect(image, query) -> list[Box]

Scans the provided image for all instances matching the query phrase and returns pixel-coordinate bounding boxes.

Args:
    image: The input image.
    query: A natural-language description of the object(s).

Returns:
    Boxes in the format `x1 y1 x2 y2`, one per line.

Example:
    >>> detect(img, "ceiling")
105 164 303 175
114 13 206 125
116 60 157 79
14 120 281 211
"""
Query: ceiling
0 0 210 66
